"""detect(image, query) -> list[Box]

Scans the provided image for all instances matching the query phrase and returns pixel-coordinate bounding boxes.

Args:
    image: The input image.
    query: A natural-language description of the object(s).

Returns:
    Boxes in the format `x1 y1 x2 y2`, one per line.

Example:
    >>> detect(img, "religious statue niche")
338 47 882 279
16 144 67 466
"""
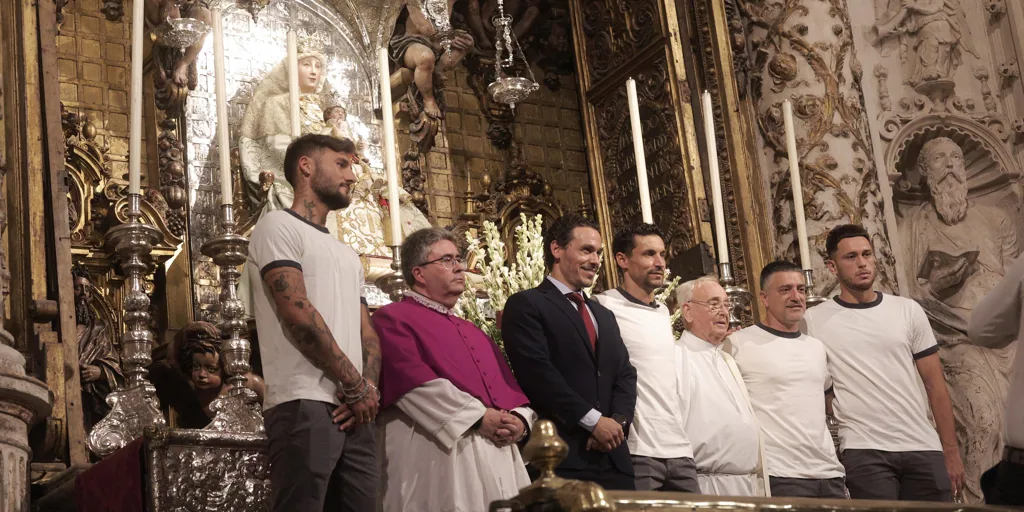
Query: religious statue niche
889 121 1021 503
72 264 124 432
872 0 978 98
150 321 265 428
388 0 474 211
64 104 182 339
186 0 434 316
234 40 431 273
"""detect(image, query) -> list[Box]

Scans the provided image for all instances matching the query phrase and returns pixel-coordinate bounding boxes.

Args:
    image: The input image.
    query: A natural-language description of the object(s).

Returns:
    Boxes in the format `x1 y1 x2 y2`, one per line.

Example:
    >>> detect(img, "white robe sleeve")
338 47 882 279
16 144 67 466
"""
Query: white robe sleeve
394 378 487 451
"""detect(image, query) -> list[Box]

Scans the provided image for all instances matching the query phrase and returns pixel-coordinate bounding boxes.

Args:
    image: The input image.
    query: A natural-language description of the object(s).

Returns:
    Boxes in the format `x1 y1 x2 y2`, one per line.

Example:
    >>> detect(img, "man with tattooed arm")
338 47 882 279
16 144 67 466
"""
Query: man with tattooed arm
247 134 381 512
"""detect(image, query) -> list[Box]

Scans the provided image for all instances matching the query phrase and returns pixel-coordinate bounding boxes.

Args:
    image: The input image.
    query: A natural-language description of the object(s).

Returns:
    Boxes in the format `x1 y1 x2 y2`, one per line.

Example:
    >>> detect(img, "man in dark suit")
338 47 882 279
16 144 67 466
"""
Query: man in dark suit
502 213 638 490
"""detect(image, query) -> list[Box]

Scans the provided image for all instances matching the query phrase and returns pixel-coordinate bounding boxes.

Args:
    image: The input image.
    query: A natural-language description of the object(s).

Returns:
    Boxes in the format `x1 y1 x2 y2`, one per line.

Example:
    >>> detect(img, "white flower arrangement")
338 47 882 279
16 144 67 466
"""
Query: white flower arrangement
458 213 688 346
459 213 547 349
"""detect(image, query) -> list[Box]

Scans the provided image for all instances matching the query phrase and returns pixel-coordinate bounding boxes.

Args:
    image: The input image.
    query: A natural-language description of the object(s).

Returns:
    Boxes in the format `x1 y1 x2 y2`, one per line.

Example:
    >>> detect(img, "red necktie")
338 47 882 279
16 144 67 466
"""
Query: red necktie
566 292 597 350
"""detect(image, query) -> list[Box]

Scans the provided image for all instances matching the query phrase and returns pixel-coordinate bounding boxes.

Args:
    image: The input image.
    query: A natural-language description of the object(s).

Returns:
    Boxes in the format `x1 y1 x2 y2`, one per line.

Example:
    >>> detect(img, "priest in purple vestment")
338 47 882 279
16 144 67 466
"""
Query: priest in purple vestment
373 227 536 512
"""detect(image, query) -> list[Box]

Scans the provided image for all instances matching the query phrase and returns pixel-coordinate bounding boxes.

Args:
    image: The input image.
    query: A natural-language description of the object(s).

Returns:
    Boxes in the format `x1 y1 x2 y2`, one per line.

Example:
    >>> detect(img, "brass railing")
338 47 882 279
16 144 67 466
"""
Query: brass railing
495 420 1016 512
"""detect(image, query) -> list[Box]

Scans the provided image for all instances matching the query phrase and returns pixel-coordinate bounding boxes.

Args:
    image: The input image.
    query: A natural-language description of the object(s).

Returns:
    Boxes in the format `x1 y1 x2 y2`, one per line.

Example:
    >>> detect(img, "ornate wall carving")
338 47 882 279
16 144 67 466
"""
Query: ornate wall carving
848 0 1024 501
737 0 899 296
594 58 696 261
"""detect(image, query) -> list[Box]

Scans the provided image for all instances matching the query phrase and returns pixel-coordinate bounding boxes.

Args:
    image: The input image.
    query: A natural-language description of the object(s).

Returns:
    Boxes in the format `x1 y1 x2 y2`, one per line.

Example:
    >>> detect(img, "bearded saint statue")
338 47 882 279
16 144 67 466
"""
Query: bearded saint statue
72 265 123 431
237 51 431 259
898 136 1019 503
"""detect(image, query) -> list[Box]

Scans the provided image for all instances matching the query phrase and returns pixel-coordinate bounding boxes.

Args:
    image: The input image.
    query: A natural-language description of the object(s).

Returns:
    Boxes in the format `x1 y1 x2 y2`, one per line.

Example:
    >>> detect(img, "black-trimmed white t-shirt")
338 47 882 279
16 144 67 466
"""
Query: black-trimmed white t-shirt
801 292 942 453
248 209 364 411
728 324 843 478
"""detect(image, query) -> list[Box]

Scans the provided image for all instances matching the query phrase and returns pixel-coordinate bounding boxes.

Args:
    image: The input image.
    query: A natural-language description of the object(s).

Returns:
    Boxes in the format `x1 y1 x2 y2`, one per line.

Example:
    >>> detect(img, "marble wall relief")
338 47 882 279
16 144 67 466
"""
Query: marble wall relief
851 0 1024 501
737 0 899 295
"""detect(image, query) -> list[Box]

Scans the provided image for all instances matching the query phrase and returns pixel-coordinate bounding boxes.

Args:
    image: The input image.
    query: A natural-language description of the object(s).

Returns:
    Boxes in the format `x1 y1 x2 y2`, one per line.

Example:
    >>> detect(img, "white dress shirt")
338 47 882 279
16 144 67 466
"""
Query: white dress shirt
545 275 603 431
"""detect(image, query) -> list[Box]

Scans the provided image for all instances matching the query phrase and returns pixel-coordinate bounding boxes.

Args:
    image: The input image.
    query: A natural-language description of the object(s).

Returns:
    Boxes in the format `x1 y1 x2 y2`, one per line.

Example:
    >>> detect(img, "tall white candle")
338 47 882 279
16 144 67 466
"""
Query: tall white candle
212 9 232 206
782 100 811 269
287 30 301 138
626 78 653 224
378 48 402 247
701 91 729 264
128 0 145 194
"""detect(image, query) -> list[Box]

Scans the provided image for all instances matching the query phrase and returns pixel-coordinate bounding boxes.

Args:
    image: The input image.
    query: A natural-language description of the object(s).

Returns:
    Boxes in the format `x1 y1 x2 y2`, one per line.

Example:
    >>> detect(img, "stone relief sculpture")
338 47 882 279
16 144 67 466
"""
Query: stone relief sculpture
145 0 211 89
72 264 124 432
897 135 1018 503
874 0 979 86
237 51 431 258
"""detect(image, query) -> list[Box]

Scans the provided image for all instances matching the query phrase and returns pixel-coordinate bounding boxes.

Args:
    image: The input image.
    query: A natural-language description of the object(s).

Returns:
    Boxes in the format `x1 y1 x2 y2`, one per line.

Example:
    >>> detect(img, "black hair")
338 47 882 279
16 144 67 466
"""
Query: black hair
543 213 599 270
825 224 871 260
759 259 803 289
612 223 665 259
282 134 356 187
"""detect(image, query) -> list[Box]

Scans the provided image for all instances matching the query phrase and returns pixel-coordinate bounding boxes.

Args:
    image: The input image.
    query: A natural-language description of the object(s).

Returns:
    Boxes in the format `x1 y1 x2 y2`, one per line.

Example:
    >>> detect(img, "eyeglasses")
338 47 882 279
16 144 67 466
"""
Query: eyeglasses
418 254 467 271
688 299 733 313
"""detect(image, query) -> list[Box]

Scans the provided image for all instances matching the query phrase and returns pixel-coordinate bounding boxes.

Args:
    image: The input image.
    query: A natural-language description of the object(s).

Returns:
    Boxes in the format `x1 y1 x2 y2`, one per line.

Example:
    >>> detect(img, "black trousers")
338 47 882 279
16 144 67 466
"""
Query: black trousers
841 449 951 502
981 459 1024 506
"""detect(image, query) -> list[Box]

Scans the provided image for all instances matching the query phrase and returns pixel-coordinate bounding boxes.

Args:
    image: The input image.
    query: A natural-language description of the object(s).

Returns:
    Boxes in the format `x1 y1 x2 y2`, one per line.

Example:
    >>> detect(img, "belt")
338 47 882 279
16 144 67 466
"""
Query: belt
1004 445 1024 465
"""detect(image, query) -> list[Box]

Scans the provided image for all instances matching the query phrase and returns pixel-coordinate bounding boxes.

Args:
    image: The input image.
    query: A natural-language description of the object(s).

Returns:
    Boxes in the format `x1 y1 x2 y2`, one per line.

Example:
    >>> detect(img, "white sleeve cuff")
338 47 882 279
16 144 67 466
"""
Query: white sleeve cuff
578 409 601 432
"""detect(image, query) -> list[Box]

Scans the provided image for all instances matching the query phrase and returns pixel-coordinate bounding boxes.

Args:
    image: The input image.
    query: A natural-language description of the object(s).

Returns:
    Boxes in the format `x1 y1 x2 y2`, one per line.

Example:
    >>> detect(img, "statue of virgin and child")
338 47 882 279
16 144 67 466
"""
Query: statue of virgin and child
237 48 431 273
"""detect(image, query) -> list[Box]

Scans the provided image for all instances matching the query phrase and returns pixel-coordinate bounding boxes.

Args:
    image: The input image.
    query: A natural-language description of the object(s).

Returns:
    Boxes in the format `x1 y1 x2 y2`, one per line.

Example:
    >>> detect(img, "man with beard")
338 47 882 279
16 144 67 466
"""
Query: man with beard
72 265 123 431
802 224 964 501
502 213 638 490
728 261 845 498
899 136 1019 502
593 223 696 492
247 134 381 512
675 276 767 496
370 228 535 512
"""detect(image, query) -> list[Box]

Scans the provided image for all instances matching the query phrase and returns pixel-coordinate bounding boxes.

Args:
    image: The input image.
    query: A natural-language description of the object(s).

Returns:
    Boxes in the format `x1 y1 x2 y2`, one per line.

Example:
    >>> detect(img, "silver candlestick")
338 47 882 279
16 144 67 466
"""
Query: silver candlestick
88 193 167 457
375 245 408 302
804 269 827 307
718 261 752 331
200 203 264 434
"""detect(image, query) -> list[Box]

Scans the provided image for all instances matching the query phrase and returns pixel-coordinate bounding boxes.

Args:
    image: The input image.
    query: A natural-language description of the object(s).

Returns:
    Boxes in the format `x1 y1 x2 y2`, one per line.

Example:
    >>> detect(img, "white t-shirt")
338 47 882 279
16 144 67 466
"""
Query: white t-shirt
595 289 693 459
728 324 844 479
248 209 365 411
801 293 942 453
676 331 761 476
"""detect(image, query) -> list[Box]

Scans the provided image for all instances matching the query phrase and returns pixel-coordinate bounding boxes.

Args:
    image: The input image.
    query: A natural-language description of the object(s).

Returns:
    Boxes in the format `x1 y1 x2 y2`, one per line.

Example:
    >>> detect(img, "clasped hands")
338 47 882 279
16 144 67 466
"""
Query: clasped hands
331 379 380 431
586 416 625 452
478 408 526 448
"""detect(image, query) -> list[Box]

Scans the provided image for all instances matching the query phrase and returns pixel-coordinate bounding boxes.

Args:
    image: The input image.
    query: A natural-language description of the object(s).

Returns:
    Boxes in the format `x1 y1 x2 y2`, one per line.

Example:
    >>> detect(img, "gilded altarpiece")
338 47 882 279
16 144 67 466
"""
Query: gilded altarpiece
567 0 706 286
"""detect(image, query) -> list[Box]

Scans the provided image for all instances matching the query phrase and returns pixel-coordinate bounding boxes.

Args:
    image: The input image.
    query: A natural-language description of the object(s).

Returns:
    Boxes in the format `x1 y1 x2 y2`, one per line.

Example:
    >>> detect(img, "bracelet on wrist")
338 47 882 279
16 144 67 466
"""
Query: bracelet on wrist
341 377 367 396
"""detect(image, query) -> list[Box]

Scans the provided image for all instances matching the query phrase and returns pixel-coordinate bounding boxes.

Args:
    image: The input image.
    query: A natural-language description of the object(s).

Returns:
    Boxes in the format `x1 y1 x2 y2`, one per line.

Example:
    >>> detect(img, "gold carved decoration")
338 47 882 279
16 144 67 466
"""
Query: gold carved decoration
63 106 182 334
736 0 898 294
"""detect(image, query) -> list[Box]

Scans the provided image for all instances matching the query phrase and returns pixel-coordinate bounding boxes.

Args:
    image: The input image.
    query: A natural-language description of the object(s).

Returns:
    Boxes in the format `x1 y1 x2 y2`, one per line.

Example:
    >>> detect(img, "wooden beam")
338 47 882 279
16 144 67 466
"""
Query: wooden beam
37 0 89 465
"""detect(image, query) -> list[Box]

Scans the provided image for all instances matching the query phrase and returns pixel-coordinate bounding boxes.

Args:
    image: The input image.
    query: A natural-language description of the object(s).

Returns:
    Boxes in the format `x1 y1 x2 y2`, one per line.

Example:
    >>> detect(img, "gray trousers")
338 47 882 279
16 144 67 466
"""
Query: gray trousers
632 455 700 493
265 399 379 512
769 476 847 498
842 449 951 502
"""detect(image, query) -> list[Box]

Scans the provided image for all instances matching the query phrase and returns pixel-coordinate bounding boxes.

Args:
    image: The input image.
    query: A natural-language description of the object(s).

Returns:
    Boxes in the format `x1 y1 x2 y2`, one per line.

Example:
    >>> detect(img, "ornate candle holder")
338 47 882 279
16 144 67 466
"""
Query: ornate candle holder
718 261 752 331
804 269 827 308
87 194 167 457
200 203 264 434
375 245 408 302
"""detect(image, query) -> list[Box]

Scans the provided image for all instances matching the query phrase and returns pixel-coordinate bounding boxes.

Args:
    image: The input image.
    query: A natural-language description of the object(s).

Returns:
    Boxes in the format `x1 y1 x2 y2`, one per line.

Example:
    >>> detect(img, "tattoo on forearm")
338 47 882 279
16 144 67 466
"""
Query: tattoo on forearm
268 269 362 388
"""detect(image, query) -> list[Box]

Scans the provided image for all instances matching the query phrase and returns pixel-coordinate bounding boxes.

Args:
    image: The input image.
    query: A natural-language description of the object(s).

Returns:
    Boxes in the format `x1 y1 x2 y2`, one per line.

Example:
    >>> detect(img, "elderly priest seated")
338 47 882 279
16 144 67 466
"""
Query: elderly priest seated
371 227 537 512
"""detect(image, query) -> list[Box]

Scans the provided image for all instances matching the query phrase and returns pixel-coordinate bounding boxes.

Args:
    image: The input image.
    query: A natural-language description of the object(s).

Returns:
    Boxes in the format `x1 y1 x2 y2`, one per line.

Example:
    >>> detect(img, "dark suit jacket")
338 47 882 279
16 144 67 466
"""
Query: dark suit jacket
502 278 638 475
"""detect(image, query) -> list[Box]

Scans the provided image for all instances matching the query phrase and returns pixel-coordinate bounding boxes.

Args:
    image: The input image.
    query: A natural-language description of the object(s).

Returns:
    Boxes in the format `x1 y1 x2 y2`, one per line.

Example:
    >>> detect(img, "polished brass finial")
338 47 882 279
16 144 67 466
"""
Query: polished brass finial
522 419 568 479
